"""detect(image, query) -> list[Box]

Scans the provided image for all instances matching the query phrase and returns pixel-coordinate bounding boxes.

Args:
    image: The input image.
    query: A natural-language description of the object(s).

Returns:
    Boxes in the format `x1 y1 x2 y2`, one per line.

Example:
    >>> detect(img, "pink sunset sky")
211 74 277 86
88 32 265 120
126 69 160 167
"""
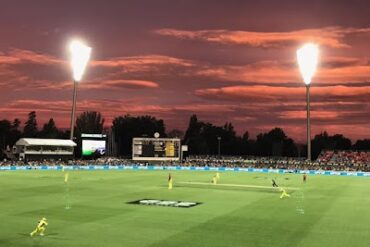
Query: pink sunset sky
1 0 370 142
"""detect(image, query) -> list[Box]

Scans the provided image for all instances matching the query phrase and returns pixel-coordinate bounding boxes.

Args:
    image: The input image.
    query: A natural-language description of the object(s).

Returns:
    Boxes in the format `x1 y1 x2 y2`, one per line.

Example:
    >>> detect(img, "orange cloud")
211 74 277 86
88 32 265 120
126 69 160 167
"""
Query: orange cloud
195 85 370 101
278 110 340 120
195 56 370 84
81 79 159 90
155 26 370 49
91 55 194 73
1 47 370 142
0 49 62 65
2 47 369 93
0 50 173 91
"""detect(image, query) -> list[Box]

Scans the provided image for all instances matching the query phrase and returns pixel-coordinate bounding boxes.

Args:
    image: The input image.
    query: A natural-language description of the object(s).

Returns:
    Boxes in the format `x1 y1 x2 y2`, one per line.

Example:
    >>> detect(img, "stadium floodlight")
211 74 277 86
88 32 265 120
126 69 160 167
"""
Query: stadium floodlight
70 40 92 82
297 43 319 85
69 39 91 140
297 43 319 161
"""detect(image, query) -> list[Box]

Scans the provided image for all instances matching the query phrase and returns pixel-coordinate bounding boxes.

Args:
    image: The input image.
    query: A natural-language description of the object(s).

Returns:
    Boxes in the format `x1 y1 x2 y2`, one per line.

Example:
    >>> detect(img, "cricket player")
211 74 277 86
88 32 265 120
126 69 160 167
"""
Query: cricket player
279 187 291 199
303 174 307 183
212 175 217 185
168 173 173 189
30 217 48 237
64 172 69 183
272 178 279 187
216 172 220 181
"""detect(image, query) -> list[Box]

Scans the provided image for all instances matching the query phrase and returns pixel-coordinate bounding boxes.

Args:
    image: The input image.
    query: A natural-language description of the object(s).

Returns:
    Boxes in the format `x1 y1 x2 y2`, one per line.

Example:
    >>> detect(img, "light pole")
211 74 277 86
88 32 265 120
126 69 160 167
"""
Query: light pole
69 40 91 140
297 43 319 161
217 136 221 158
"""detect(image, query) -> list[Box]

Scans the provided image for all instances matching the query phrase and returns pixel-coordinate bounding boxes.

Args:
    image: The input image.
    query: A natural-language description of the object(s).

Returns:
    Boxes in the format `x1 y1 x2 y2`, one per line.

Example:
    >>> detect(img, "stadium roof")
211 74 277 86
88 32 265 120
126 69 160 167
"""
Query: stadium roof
16 138 77 147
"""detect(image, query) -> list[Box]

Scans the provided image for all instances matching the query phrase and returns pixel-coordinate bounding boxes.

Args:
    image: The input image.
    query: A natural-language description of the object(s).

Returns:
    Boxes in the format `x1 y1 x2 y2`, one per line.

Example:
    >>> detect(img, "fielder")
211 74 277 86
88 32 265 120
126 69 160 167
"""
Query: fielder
212 175 217 185
30 217 48 237
279 188 291 199
168 173 173 189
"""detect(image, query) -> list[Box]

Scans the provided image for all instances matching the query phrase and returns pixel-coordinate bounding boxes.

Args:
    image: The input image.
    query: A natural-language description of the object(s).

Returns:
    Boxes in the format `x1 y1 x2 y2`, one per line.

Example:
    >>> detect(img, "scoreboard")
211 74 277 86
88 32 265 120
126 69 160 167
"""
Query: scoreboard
132 138 180 161
81 133 107 158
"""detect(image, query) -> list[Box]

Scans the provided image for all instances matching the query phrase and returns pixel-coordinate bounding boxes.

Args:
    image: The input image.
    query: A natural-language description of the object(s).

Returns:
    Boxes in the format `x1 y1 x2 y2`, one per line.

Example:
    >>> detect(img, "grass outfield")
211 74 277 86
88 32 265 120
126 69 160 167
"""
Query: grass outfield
1 170 370 247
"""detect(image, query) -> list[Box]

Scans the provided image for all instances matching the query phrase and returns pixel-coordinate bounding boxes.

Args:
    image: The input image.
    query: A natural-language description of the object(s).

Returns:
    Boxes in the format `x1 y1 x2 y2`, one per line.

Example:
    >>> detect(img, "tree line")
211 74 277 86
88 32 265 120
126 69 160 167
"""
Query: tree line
1 111 370 159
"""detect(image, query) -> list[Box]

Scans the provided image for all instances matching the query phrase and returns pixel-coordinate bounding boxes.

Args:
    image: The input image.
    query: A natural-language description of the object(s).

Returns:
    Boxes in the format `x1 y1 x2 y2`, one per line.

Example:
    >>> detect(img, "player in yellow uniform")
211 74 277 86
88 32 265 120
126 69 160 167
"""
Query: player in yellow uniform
168 173 173 189
279 187 291 199
215 172 220 181
30 217 48 237
212 175 217 185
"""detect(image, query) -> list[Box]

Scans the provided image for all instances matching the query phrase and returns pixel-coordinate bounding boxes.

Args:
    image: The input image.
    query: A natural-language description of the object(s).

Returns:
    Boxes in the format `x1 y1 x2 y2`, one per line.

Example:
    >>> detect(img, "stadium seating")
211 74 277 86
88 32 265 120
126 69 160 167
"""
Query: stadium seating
1 152 370 171
317 150 370 166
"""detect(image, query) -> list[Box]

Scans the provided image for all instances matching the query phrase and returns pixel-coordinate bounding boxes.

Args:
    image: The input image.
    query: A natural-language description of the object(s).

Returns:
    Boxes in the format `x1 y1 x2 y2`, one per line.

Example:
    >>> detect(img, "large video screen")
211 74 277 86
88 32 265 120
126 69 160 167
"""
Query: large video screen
132 138 180 161
82 140 106 157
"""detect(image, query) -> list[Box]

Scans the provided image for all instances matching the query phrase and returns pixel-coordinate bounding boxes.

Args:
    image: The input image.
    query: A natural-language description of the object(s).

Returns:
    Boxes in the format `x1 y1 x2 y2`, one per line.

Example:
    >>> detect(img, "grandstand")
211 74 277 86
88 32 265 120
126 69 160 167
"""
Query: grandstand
317 150 370 165
14 138 76 161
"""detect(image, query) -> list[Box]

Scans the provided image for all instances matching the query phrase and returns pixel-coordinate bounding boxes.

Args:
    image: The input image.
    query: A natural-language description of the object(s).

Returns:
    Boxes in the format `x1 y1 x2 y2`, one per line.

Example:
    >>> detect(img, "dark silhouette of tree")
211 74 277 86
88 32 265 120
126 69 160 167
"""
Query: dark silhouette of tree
254 128 297 157
240 131 251 155
12 118 20 129
311 132 352 159
183 115 206 154
1 111 368 159
282 138 298 157
183 115 243 155
23 111 38 138
254 129 283 156
9 119 22 146
167 129 184 139
0 120 12 150
311 132 329 159
39 118 60 139
75 111 105 135
184 115 293 156
353 139 370 150
331 134 351 150
219 123 240 155
112 115 166 156
0 119 23 158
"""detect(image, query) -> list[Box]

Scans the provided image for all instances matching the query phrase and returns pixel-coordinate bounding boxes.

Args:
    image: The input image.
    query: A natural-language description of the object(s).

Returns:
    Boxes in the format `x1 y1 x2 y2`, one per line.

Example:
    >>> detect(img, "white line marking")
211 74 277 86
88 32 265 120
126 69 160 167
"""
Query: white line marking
177 181 298 190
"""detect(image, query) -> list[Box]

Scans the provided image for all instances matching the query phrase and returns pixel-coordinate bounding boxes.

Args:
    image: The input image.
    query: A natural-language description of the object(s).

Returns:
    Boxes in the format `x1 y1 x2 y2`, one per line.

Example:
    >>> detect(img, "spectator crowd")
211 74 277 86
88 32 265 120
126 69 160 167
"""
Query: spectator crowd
1 150 370 172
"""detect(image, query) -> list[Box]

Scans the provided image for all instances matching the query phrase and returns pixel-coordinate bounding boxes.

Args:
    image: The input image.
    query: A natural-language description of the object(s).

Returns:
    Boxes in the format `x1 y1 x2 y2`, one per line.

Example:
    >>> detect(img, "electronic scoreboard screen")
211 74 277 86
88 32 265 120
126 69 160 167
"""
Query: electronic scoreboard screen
132 138 180 161
81 133 106 158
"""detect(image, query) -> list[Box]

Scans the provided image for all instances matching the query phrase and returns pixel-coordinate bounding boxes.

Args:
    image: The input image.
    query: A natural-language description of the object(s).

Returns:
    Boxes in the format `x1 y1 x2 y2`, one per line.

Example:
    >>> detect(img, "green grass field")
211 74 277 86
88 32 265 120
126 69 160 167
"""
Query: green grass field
1 170 370 247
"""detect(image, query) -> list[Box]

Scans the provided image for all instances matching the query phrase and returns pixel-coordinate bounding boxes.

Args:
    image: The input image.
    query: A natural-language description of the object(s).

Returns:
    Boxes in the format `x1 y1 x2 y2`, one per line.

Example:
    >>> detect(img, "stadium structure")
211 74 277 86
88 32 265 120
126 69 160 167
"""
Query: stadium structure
14 138 76 161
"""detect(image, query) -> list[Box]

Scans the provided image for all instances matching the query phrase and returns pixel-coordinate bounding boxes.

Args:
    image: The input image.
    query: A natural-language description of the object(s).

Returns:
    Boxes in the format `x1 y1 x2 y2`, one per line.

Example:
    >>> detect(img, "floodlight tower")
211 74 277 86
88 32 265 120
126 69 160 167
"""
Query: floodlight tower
297 43 319 161
69 40 91 140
